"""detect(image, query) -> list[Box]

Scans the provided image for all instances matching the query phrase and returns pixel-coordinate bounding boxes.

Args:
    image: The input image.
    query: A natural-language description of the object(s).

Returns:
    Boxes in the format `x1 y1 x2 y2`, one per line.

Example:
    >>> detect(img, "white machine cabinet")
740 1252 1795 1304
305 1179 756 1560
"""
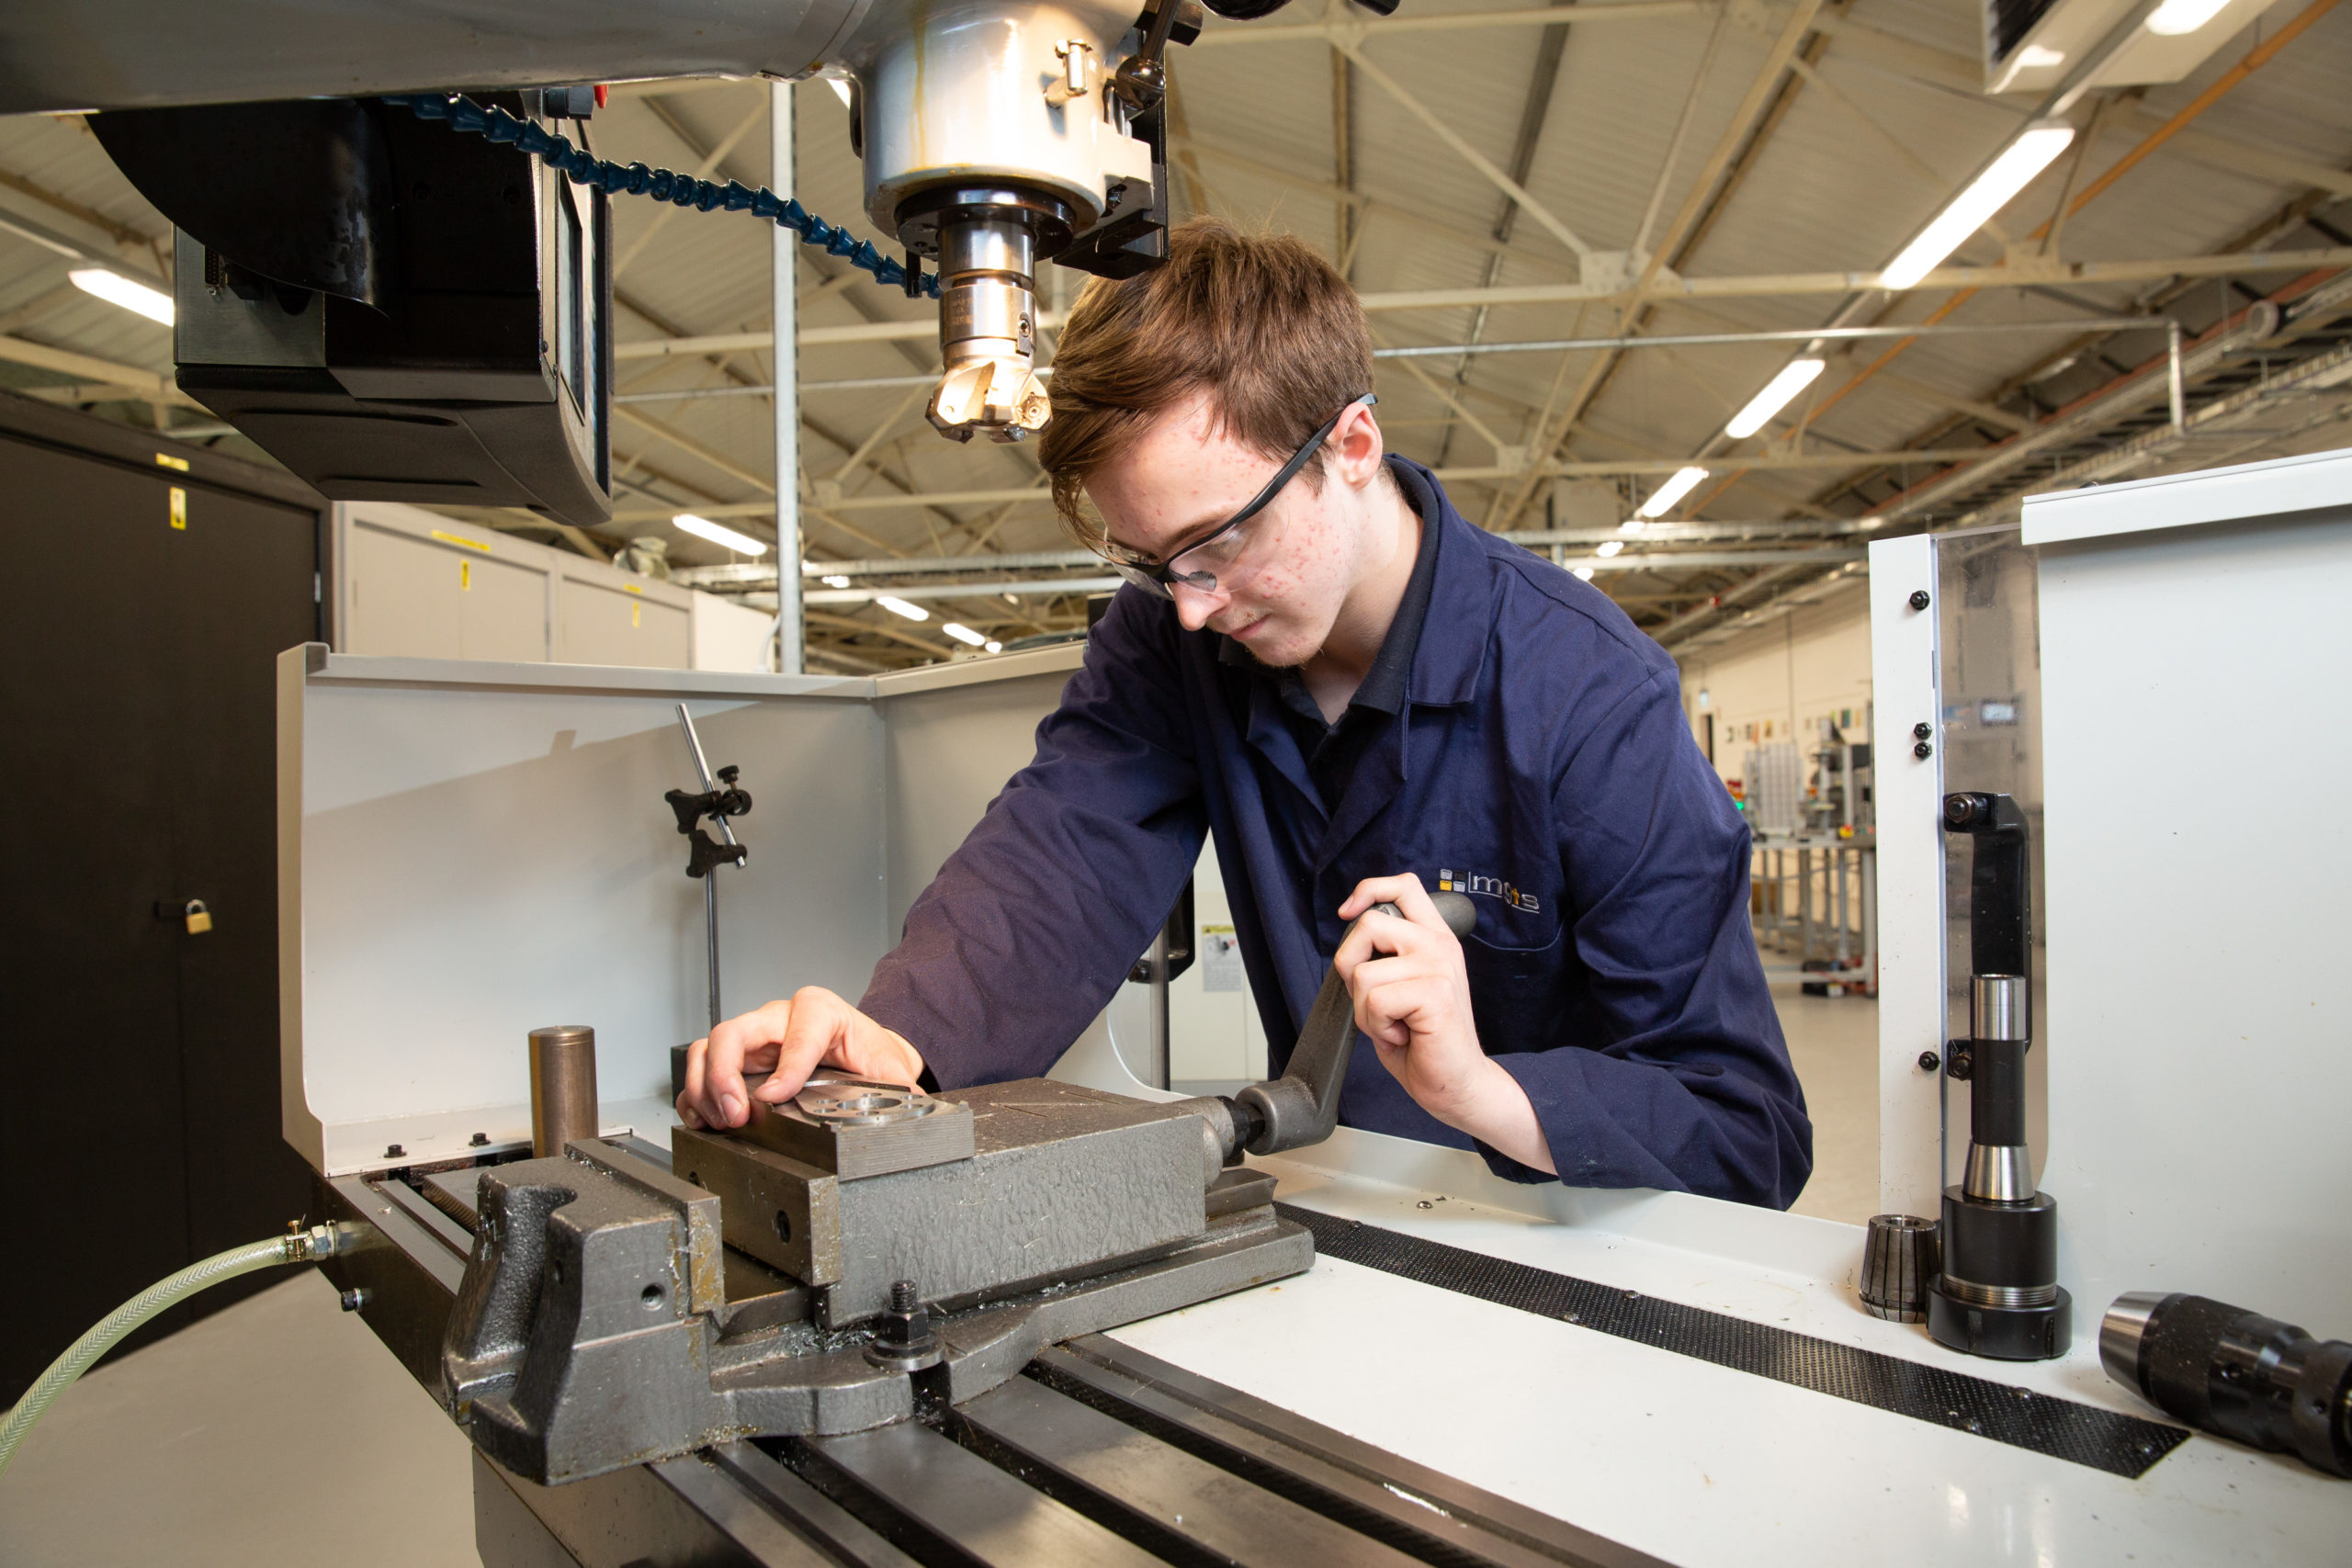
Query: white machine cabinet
2022 448 2352 1330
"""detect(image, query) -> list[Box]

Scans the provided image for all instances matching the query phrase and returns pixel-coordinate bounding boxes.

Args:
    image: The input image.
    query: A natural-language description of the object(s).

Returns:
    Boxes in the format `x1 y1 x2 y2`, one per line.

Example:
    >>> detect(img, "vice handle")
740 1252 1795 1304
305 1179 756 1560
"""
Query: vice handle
1233 890 1476 1156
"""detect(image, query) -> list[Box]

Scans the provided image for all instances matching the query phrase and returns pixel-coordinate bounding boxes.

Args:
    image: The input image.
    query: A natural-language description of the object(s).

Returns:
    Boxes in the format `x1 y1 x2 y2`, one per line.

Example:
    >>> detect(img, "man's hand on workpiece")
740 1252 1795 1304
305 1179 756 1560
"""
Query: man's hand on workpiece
1334 875 1557 1176
676 986 926 1131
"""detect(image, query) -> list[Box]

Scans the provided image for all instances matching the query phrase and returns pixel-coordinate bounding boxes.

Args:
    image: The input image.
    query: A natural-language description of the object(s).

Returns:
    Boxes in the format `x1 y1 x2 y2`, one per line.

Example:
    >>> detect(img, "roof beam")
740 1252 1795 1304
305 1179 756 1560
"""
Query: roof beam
1335 43 1591 257
613 247 2351 361
1192 2 1716 46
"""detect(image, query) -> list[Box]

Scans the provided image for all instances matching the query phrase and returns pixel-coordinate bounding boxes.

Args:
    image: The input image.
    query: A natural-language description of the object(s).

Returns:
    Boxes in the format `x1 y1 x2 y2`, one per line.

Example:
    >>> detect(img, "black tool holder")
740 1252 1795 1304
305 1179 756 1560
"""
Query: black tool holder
663 705 752 1040
1928 791 2070 1360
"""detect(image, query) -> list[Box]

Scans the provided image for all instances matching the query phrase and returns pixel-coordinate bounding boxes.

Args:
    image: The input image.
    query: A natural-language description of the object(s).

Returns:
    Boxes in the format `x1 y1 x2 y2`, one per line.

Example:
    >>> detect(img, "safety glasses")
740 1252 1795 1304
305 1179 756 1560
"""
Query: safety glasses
1096 394 1375 600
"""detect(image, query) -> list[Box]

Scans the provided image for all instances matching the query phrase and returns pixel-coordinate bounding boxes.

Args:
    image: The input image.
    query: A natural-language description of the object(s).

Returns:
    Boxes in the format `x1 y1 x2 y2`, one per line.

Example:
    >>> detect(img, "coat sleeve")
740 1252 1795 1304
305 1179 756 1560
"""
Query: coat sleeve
1477 667 1815 1208
857 590 1208 1089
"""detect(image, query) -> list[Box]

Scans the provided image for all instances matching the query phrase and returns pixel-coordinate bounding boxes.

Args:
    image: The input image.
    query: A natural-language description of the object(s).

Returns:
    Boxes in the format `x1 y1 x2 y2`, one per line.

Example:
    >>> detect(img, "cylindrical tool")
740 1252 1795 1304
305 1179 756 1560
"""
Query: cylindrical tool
529 1024 600 1157
1928 792 2068 1361
1859 1214 1940 1323
2102 1292 2352 1478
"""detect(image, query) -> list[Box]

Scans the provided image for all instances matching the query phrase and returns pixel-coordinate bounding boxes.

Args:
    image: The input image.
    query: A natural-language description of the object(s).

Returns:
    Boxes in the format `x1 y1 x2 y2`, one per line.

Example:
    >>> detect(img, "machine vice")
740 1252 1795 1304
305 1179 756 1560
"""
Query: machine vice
434 892 1477 1485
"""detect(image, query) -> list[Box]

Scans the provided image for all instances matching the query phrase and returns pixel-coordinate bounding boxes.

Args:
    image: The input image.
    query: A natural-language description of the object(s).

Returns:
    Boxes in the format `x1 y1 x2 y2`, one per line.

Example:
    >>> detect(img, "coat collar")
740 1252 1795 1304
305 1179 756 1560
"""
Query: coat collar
1391 457 1492 709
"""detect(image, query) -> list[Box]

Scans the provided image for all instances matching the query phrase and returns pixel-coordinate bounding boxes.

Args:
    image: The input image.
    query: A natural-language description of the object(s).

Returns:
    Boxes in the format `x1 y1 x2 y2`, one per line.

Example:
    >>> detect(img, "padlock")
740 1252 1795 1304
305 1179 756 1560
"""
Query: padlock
183 898 212 935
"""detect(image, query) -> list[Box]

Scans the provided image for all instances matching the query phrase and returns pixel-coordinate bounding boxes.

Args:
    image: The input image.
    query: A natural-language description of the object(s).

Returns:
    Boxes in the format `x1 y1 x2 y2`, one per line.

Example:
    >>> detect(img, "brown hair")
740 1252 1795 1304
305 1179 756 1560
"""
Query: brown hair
1038 217 1375 539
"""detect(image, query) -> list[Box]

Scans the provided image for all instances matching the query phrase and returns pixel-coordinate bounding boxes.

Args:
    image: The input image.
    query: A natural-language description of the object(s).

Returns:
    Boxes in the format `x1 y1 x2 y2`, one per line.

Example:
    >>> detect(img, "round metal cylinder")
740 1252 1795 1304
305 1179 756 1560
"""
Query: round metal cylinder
939 217 1035 287
529 1024 599 1157
1969 974 2029 1041
1939 1185 2059 1303
2100 1289 2165 1390
1962 1141 2036 1203
940 279 1035 365
1859 1213 1940 1323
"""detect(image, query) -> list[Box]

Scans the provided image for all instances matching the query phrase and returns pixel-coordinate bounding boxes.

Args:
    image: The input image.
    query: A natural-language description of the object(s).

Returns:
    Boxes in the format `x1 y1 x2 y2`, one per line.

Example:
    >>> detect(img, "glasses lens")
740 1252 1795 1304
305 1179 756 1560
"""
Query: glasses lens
1112 562 1173 600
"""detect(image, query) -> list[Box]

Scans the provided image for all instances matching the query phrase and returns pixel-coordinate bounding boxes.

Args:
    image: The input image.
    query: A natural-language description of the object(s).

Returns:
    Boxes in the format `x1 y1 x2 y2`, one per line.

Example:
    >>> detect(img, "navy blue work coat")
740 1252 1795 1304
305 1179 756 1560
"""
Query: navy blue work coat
861 457 1811 1208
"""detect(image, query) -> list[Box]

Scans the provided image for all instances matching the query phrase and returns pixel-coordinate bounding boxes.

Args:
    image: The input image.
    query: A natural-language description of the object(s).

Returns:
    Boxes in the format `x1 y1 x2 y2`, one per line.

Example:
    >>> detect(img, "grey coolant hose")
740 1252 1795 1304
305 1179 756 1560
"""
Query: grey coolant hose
0 1224 351 1477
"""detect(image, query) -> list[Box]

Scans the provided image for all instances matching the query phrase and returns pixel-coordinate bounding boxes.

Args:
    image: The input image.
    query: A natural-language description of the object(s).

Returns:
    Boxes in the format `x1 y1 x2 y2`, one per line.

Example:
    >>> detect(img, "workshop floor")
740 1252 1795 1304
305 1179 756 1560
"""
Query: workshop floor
0 1269 483 1568
0 996 1875 1568
1773 991 1880 1226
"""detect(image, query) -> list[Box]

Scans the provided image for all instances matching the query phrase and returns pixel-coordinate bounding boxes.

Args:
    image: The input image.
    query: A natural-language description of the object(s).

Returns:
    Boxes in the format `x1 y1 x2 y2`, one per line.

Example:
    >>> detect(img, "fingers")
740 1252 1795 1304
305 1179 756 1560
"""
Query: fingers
1347 956 1450 1050
760 987 858 1103
684 999 791 1128
677 990 928 1131
1337 872 1426 923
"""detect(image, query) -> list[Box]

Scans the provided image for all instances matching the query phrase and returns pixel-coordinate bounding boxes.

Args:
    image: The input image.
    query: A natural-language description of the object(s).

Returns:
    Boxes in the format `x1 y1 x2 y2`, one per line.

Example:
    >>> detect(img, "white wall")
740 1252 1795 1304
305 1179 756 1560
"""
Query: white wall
1672 581 1874 788
692 591 776 673
335 501 733 670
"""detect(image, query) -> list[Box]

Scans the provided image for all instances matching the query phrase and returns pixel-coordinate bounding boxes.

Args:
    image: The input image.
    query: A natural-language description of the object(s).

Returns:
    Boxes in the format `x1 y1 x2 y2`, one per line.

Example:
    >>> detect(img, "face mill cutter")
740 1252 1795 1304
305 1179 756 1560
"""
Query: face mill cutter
432 894 1477 1485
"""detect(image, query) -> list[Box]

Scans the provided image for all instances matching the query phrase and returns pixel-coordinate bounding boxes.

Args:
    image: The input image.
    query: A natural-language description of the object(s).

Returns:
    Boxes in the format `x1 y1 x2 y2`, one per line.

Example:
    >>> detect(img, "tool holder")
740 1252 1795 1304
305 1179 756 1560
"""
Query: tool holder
1928 791 2070 1360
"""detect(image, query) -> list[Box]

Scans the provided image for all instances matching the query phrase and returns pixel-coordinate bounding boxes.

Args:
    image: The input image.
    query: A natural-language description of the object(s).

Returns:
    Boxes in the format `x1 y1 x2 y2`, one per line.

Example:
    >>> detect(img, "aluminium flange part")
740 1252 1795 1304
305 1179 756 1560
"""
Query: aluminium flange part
439 1087 1307 1485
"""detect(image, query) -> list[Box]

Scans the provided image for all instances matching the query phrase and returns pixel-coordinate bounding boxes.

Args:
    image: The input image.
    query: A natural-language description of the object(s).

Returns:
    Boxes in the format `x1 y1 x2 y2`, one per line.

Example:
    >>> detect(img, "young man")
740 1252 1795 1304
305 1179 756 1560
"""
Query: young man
679 220 1811 1206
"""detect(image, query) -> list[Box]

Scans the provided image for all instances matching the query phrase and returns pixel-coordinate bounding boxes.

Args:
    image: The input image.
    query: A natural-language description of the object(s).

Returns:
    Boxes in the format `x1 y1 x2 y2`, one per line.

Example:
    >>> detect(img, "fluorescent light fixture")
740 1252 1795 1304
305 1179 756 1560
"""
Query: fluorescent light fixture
2146 0 2231 32
1724 357 1826 439
2015 44 2066 67
69 267 173 325
984 639 1002 653
1572 566 1596 581
1637 466 1707 519
672 513 768 555
942 621 985 647
827 76 854 107
1595 539 1625 558
1618 519 1645 535
1698 687 1713 710
876 594 929 622
821 574 850 588
1881 120 2075 290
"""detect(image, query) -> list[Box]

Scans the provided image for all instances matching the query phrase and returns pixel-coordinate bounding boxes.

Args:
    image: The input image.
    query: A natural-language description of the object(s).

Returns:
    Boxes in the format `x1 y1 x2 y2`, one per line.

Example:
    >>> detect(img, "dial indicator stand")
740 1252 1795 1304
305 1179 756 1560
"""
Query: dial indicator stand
664 705 752 1096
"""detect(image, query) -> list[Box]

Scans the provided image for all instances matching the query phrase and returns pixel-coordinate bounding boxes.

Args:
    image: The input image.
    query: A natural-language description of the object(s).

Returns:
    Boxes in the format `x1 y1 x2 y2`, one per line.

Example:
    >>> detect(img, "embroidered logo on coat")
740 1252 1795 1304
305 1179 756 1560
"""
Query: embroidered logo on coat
1435 868 1541 912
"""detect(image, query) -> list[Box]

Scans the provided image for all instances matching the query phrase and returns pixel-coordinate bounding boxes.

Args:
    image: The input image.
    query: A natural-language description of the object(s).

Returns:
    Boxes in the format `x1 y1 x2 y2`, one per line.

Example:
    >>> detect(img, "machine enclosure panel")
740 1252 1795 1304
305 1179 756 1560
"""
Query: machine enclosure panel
2024 448 2352 1338
277 644 1091 1176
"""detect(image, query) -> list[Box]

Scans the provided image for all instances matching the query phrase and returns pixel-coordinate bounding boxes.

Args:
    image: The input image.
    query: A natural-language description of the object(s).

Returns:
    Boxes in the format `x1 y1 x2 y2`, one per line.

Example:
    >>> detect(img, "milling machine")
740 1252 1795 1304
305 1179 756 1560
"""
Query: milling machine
2 0 1394 517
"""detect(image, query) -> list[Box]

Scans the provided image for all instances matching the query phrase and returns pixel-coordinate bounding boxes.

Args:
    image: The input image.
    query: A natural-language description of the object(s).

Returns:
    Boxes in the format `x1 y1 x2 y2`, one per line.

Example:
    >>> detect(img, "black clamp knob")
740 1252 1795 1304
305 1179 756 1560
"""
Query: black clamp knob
1907 590 1931 612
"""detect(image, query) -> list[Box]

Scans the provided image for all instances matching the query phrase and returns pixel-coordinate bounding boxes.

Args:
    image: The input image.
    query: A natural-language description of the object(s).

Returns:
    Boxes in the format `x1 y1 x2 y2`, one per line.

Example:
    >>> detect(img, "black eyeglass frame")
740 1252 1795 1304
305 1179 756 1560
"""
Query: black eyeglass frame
1096 393 1377 598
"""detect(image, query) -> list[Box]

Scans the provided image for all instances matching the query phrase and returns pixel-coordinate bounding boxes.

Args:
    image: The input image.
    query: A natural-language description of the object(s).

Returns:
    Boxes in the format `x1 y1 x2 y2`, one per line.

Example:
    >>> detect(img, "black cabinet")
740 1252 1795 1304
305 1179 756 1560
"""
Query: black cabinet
0 394 325 1401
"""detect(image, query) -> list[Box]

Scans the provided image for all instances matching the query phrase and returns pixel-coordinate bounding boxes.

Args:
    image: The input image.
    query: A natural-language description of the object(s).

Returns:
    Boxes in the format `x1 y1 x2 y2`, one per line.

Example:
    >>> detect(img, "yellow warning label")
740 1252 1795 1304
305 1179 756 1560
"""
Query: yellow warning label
154 452 190 472
168 486 187 529
622 581 642 594
460 559 472 591
631 602 641 628
429 528 493 553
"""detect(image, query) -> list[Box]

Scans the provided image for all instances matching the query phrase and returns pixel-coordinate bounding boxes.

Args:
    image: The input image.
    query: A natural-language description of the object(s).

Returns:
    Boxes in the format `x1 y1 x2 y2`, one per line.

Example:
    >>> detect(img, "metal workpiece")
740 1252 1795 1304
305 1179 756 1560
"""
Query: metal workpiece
1969 974 2030 1043
1238 892 1476 1156
728 1073 976 1179
526 1025 599 1159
